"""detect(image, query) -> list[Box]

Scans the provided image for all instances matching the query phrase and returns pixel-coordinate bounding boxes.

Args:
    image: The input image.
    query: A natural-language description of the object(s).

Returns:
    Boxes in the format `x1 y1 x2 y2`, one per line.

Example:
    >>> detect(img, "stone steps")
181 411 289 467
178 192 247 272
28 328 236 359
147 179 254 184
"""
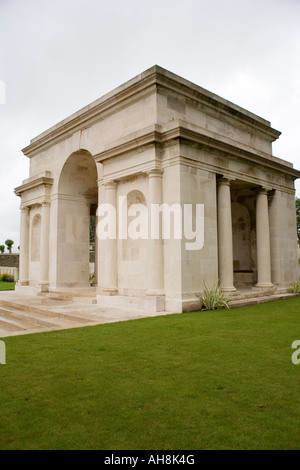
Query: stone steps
0 306 86 329
0 297 100 337
231 288 275 299
229 292 299 308
0 312 56 337
0 291 159 338
0 298 98 324
0 314 34 332
38 289 97 304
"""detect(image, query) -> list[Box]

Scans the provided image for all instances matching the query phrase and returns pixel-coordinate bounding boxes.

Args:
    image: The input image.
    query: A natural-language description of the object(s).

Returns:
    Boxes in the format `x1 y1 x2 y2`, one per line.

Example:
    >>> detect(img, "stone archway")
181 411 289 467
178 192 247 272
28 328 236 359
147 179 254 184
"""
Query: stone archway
56 150 98 288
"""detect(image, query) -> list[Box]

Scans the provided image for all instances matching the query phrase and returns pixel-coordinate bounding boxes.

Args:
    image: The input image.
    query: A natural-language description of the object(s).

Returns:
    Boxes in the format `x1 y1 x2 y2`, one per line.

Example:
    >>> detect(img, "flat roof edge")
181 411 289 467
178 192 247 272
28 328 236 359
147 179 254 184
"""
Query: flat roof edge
23 65 281 155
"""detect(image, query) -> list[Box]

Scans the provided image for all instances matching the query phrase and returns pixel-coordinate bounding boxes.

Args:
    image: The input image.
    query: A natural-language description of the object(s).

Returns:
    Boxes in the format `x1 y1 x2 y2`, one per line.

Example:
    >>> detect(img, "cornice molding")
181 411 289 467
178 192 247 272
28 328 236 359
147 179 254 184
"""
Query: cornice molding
14 176 54 197
22 73 158 158
93 121 300 180
21 65 281 159
154 70 281 142
93 125 163 162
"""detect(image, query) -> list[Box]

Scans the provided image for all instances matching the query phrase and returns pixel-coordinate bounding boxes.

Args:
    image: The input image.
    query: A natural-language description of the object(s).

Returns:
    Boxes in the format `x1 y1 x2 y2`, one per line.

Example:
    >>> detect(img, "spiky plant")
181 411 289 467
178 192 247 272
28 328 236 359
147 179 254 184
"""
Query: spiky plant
198 282 231 311
289 280 300 294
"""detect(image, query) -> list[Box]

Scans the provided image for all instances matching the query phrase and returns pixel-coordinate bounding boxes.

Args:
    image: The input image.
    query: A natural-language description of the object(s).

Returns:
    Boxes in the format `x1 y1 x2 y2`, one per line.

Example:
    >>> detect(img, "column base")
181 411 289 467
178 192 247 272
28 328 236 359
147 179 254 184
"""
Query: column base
220 286 237 293
254 283 274 290
14 283 41 295
39 282 50 292
16 280 29 287
100 287 118 296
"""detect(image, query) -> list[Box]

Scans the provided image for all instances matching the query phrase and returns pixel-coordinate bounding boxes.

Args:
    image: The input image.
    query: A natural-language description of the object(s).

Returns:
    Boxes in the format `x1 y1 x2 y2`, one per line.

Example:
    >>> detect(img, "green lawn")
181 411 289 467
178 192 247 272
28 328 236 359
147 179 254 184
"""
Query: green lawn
0 297 300 450
0 281 15 291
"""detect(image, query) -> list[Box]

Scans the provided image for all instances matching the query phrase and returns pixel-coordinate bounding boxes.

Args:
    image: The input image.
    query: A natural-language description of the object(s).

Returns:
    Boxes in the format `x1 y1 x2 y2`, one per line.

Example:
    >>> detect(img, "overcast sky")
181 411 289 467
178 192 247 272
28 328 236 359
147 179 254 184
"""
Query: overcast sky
0 0 299 251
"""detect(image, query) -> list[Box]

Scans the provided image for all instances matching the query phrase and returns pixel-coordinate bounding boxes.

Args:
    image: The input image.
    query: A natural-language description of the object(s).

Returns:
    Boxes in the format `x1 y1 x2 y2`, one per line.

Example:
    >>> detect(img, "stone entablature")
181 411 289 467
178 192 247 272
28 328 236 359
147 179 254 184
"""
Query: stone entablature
14 66 300 312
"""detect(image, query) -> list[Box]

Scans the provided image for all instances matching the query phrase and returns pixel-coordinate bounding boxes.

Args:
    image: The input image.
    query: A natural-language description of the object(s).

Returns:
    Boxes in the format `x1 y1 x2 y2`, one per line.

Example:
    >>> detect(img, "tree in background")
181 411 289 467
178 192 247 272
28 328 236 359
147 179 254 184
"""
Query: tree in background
5 239 14 253
90 215 95 245
0 245 5 253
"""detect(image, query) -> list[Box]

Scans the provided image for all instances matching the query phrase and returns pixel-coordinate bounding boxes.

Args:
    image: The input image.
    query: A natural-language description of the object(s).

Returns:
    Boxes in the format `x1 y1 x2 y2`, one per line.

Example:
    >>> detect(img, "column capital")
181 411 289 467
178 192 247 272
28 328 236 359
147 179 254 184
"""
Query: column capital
20 205 30 213
217 176 234 187
146 168 163 178
256 186 272 196
104 180 118 190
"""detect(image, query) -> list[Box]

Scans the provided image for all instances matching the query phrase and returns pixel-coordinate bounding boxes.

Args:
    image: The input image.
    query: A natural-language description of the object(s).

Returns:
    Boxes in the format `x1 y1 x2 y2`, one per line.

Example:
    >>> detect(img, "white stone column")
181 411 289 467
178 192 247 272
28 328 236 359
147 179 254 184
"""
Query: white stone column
19 206 30 285
103 181 118 294
255 188 273 288
40 201 50 289
217 178 236 292
147 169 164 295
96 179 105 292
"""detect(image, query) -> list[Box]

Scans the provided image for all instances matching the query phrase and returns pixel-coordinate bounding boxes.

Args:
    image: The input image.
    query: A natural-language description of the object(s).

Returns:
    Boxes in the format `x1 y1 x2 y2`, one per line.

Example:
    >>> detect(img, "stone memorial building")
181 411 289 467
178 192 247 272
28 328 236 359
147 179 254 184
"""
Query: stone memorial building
14 66 300 313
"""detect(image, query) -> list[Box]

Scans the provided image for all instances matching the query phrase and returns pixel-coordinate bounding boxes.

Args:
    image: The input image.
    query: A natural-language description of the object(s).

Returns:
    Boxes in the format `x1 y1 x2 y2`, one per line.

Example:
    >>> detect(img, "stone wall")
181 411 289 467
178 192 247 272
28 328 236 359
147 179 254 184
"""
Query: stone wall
0 254 19 268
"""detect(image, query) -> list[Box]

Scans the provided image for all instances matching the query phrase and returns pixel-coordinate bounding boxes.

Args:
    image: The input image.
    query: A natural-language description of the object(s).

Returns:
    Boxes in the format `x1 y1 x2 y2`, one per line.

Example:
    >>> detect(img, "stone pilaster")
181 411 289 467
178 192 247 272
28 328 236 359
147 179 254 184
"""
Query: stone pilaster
146 169 164 295
96 178 105 292
39 201 51 290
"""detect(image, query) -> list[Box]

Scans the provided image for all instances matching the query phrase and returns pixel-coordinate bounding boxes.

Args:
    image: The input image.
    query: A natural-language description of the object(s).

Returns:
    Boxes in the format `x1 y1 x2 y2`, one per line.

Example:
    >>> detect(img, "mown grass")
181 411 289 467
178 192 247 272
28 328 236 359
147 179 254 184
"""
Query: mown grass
0 281 15 291
0 297 300 450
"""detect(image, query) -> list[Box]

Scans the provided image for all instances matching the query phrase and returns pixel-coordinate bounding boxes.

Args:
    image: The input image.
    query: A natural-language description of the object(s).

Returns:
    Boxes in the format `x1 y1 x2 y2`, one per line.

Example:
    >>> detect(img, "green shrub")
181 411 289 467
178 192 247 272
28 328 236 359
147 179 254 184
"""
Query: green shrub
197 282 231 311
0 273 15 282
289 280 300 293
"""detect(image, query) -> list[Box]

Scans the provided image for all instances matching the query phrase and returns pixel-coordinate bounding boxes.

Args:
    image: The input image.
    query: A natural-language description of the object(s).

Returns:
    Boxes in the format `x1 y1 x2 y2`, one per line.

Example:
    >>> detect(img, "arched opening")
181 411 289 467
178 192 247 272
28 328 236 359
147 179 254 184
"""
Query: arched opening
57 150 98 288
